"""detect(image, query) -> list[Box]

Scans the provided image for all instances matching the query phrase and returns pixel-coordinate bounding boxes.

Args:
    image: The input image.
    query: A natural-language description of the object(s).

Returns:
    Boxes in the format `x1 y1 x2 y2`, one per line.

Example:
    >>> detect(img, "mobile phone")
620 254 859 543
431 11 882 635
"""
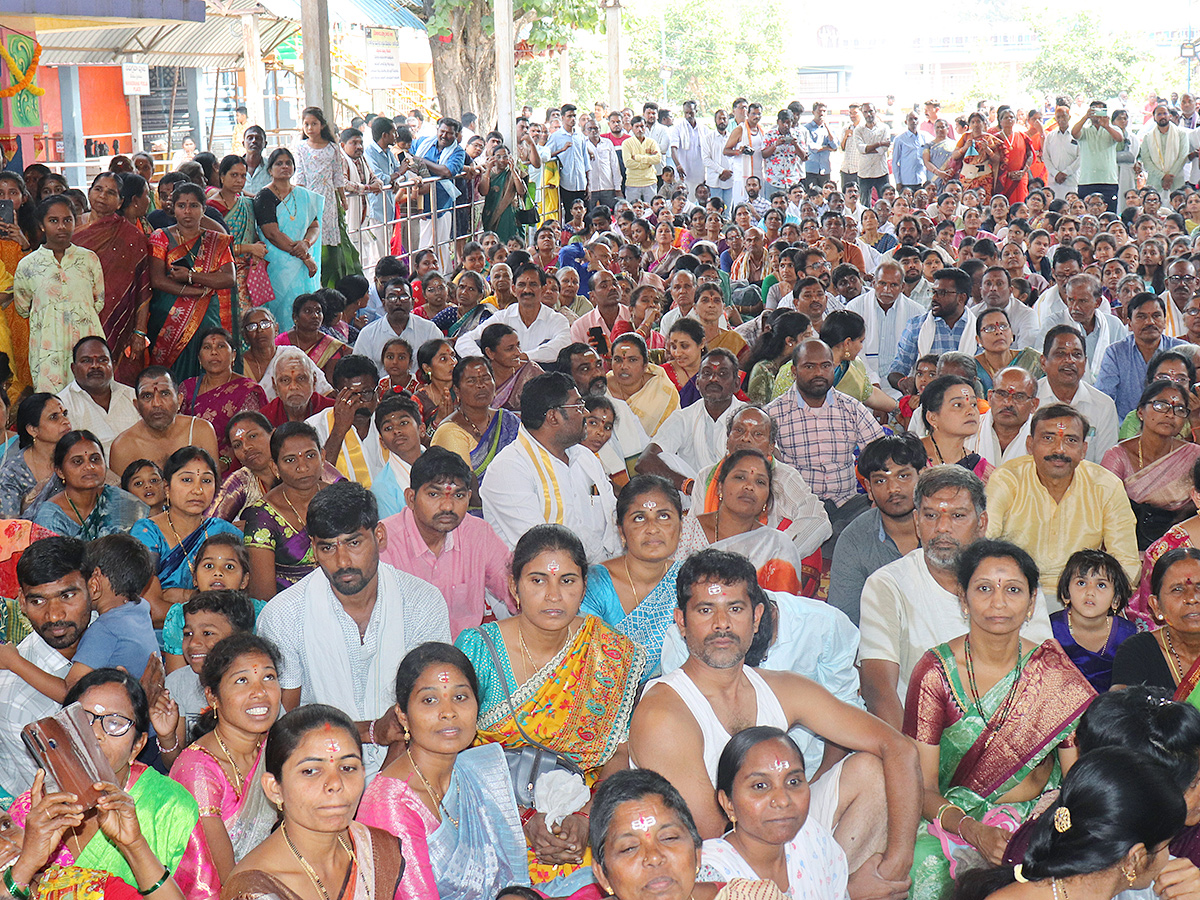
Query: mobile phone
588 326 609 357
0 199 13 226
22 703 118 810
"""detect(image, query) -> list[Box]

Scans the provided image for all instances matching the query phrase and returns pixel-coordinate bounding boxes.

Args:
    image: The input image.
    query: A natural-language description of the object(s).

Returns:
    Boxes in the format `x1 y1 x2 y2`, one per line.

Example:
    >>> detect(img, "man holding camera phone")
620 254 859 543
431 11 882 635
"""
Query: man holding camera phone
1070 100 1124 213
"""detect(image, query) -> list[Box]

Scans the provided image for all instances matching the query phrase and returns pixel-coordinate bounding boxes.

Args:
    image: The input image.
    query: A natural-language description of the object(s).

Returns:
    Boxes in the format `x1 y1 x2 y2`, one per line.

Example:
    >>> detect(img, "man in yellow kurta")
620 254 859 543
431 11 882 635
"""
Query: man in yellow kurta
985 401 1139 598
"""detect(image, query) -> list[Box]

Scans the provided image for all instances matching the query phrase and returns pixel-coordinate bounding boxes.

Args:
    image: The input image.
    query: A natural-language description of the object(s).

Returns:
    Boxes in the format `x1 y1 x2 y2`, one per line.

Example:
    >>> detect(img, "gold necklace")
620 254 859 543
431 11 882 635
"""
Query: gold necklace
1066 607 1113 649
164 507 184 544
280 488 305 530
213 728 260 799
515 618 573 678
405 747 459 827
1052 877 1069 900
281 823 364 900
623 556 669 609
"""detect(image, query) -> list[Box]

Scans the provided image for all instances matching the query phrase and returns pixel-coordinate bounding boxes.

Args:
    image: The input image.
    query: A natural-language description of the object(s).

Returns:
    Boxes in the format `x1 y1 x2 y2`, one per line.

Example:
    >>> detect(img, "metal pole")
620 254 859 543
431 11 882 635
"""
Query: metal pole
59 67 85 187
606 0 622 113
495 0 515 143
241 13 267 128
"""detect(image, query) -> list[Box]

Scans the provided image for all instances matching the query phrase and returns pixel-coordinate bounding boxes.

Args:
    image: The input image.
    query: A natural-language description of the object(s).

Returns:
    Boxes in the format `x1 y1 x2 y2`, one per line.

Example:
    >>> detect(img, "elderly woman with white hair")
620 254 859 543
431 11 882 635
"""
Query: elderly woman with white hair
259 342 332 403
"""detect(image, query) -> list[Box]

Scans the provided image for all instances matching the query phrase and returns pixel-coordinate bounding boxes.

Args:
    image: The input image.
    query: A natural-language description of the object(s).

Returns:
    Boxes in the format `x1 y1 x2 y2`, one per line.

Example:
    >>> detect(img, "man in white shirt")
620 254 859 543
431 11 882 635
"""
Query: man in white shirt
57 337 139 456
859 465 1053 730
700 109 737 207
481 372 619 562
671 100 706 200
969 266 1039 349
1029 245 1083 332
584 120 621 210
1043 106 1081 200
1037 273 1126 381
307 355 389 486
353 276 442 377
645 102 672 177
636 349 745 482
257 481 451 776
853 102 891 203
847 260 923 396
1036 325 1119 464
456 263 571 364
967 367 1038 467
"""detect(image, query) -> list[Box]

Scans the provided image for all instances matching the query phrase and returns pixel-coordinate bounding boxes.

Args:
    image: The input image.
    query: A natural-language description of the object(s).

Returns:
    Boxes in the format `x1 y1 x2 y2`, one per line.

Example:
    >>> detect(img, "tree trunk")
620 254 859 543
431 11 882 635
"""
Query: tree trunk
426 0 499 130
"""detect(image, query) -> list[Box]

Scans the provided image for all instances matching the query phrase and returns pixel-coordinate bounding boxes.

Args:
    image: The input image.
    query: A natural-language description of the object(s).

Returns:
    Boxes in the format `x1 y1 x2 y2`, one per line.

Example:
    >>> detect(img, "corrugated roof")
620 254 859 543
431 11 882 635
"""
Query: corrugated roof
36 0 301 67
340 0 423 32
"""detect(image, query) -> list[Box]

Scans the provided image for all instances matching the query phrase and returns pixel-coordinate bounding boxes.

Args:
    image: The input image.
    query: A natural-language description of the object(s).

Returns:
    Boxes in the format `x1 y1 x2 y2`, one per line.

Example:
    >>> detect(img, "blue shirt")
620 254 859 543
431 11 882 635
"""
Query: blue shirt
803 120 839 174
411 136 466 212
73 599 159 679
1095 333 1185 418
889 311 975 378
892 129 928 185
545 128 591 192
363 139 399 224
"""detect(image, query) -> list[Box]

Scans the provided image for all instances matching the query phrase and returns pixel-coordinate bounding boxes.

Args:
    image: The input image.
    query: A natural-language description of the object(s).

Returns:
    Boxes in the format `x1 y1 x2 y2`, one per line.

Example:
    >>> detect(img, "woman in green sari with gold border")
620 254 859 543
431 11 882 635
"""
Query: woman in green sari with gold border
903 539 1095 900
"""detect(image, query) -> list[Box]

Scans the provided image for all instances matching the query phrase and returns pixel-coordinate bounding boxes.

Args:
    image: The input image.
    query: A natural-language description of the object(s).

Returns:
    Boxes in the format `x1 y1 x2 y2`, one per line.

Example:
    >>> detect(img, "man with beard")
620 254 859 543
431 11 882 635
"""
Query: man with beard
109 366 220 478
848 260 924 395
257 481 450 776
637 349 745 483
629 549 921 899
1096 292 1183 419
340 126 384 267
556 342 648 477
986 403 1138 596
307 354 388 486
57 337 140 456
828 434 925 626
766 340 885 550
569 269 629 349
0 537 95 788
701 108 736 206
892 245 933 307
887 267 977 395
1138 103 1190 190
879 215 922 265
859 465 1054 730
969 367 1039 467
1037 325 1119 463
243 125 271 195
260 347 335 426
481 372 618 560
379 447 513 637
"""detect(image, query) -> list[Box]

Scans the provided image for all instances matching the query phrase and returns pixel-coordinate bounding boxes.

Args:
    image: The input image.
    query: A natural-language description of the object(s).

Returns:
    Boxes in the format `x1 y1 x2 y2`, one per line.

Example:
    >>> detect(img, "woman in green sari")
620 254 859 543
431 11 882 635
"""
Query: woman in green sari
210 155 269 320
820 310 897 415
7 668 219 899
479 146 522 245
903 539 1096 900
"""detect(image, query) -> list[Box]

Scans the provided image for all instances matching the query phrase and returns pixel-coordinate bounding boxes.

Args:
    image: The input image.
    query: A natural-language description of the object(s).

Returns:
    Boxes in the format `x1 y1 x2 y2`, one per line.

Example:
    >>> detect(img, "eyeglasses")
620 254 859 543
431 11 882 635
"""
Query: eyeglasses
1154 373 1192 385
243 321 273 332
556 401 587 414
1168 275 1197 283
990 389 1033 403
85 709 135 738
930 289 962 298
979 323 1011 334
1149 399 1190 417
1185 308 1200 316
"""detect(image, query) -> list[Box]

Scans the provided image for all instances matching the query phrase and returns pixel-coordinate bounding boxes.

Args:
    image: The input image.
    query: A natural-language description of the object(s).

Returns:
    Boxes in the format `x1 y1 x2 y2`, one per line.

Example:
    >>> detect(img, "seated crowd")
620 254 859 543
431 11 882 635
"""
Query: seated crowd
7 93 1200 900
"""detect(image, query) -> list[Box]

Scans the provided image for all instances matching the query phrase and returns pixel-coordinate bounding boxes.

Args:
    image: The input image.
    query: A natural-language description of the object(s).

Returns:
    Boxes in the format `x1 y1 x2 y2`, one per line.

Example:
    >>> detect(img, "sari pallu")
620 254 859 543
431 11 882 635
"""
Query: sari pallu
1130 524 1195 627
276 331 350 372
31 484 148 540
9 762 220 900
996 129 1032 203
902 641 1095 900
469 409 521 487
952 132 1002 193
131 516 244 591
678 516 803 595
148 229 236 381
255 187 323 330
461 615 646 884
170 743 276 864
357 742 529 900
180 376 268 475
1102 442 1200 551
221 822 404 900
74 213 152 385
494 361 544 411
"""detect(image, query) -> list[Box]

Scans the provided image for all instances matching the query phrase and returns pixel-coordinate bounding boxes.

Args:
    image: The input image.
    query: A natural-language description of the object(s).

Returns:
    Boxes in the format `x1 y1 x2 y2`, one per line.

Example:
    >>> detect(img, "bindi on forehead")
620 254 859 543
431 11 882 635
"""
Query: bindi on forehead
437 671 450 683
631 815 656 832
770 759 791 772
707 583 723 595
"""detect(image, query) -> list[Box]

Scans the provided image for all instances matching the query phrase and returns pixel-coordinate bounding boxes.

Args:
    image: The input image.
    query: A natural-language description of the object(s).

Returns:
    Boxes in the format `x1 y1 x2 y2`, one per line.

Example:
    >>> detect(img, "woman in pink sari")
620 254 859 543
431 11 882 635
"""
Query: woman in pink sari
179 329 267 476
74 172 151 385
1102 381 1200 553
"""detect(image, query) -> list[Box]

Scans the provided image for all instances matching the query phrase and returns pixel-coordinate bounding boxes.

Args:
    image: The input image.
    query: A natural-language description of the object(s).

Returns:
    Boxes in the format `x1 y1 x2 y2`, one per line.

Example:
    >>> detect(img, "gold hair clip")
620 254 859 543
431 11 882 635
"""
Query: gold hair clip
1053 806 1071 833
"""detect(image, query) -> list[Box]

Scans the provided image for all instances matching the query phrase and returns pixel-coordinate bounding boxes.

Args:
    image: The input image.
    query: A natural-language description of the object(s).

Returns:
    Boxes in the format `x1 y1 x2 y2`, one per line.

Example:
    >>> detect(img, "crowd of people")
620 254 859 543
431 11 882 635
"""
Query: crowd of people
5 86 1200 900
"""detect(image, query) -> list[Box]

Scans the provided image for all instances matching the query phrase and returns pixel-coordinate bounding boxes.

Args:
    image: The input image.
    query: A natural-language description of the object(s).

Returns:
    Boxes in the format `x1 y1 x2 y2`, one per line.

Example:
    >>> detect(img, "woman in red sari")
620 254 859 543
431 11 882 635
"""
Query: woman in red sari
148 184 236 380
74 172 152 385
1025 109 1049 185
995 107 1033 203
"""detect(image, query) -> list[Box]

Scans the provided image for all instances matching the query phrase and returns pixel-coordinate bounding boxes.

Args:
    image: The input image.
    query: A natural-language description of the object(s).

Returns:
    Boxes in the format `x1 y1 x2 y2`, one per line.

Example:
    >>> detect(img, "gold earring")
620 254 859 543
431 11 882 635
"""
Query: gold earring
403 726 410 742
1123 864 1136 887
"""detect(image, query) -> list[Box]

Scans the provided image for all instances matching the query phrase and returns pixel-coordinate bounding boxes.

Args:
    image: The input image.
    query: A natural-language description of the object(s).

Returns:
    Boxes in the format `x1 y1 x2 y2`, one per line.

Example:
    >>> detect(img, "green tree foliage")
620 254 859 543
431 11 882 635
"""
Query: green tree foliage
1022 13 1147 98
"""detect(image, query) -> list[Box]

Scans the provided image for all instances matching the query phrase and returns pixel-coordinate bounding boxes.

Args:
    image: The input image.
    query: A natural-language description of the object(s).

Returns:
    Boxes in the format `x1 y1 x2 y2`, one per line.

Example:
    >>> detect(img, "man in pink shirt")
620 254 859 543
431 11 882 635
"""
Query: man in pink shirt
379 447 515 636
570 269 630 357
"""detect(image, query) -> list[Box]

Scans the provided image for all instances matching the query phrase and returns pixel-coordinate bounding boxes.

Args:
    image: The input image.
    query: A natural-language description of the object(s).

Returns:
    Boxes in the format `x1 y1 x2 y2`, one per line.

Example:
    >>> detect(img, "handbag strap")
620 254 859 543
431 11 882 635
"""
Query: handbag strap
475 626 564 758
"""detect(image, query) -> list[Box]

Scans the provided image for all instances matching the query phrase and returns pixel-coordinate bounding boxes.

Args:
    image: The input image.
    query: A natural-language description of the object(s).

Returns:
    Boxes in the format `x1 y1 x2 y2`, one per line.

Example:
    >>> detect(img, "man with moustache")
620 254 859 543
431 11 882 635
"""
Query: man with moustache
1095 292 1183 419
456 263 571 364
307 355 388 486
968 367 1039 467
57 337 140 456
354 277 442 378
1036 273 1125 381
888 268 977 395
859 465 1055 731
986 404 1138 597
1037 325 1119 463
848 260 924 393
970 266 1038 349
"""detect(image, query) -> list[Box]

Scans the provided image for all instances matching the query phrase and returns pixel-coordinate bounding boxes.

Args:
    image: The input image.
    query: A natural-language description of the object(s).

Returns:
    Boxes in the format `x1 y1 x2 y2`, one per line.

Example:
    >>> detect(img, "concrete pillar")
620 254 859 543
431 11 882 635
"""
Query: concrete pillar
185 67 204 150
241 14 267 128
559 46 570 99
607 2 622 112
495 0 515 143
128 94 143 155
300 0 334 116
59 66 85 187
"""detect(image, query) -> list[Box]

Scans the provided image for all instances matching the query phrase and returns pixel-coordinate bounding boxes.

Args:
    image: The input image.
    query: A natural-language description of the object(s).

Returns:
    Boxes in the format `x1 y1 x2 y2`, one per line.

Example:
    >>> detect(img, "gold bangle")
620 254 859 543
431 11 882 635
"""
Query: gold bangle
937 802 966 832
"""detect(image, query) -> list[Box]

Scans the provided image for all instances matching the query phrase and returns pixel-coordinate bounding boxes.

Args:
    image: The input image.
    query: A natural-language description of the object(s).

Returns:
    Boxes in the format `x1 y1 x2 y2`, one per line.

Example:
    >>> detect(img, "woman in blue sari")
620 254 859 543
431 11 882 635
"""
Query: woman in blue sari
357 643 527 900
130 446 241 626
582 475 684 679
253 148 321 330
32 430 148 538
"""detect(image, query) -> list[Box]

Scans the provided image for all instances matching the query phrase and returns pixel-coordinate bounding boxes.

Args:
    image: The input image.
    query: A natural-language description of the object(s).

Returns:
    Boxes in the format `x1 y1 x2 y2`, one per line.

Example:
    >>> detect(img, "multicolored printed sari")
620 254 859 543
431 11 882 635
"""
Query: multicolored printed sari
460 615 646 884
903 640 1095 900
470 408 521 488
74 213 151 385
148 228 235 380
1130 524 1196 628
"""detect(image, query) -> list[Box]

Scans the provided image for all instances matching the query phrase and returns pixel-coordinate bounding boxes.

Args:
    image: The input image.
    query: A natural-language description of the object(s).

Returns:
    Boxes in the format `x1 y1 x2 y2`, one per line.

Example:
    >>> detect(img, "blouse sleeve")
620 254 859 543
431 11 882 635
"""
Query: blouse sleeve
1100 445 1132 481
902 650 952 746
169 749 229 818
252 190 279 227
89 251 105 313
148 229 169 262
330 147 345 189
241 503 278 552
